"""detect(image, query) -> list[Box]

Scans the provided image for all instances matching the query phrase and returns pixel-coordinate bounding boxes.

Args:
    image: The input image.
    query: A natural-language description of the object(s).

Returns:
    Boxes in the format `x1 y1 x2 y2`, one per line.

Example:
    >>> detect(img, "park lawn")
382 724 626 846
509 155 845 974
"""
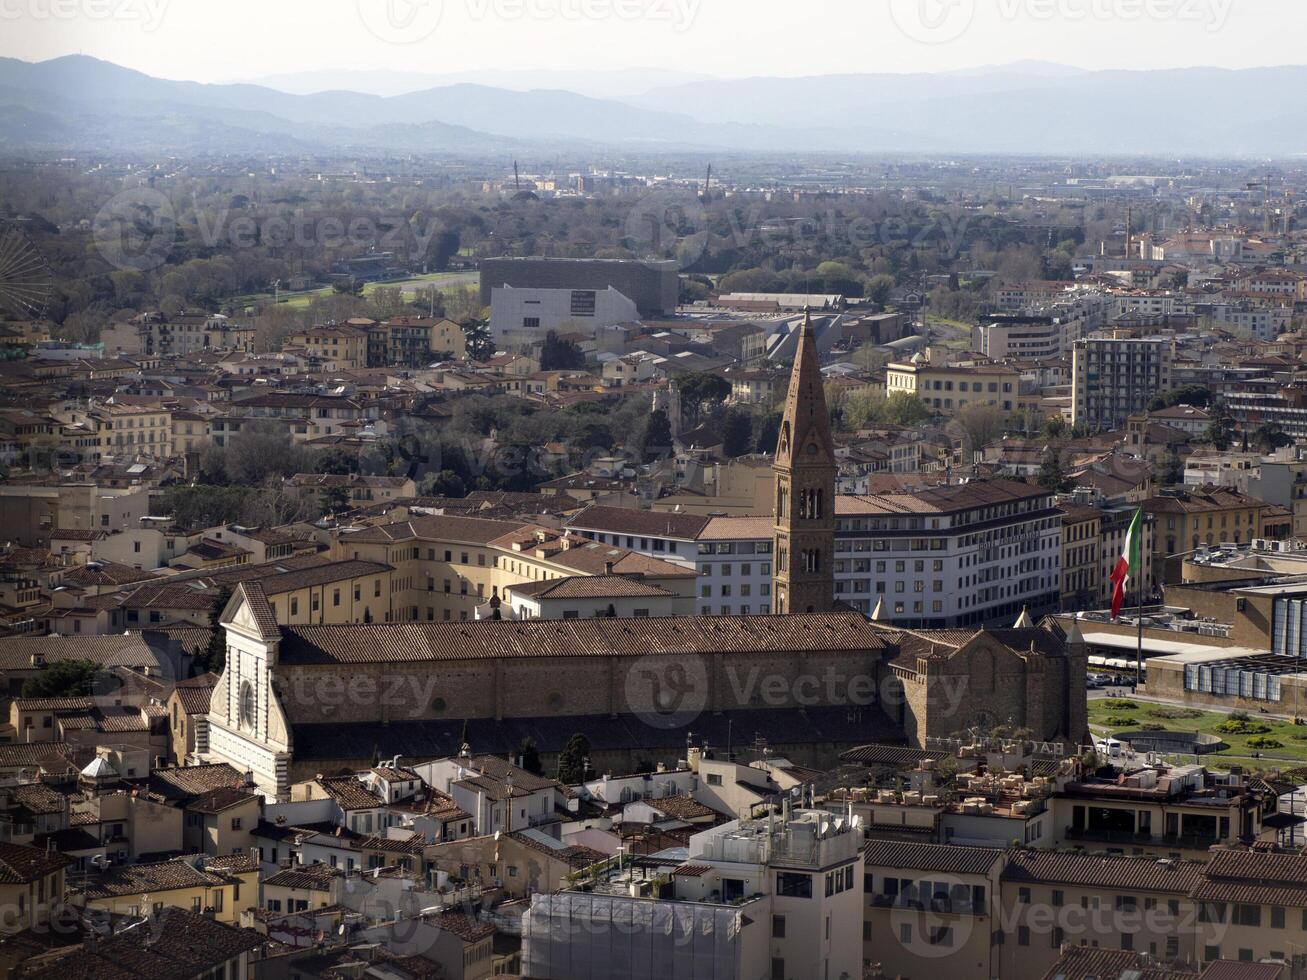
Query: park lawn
233 271 478 310
1086 698 1307 763
927 315 973 350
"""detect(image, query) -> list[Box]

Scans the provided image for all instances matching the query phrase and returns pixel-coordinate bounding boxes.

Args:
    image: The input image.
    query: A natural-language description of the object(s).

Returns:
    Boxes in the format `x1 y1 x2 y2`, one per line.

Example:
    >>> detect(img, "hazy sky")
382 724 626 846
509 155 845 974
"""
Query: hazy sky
3 0 1305 83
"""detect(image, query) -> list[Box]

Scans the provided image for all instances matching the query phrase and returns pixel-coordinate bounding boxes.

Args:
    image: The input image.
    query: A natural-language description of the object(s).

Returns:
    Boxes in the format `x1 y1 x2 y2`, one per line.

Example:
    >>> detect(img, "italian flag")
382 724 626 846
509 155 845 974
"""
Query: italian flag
1110 508 1144 620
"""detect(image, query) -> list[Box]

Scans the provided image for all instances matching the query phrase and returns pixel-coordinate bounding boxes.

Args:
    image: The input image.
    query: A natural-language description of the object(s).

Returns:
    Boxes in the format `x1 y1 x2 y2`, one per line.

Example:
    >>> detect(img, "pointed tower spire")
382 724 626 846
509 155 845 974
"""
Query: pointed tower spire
1014 605 1034 629
772 309 837 616
774 310 834 470
870 597 884 622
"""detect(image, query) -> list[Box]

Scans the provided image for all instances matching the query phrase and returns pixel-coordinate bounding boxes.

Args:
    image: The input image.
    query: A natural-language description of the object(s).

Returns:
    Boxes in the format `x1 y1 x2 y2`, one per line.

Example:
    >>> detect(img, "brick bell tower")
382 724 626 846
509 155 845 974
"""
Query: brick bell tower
772 311 837 614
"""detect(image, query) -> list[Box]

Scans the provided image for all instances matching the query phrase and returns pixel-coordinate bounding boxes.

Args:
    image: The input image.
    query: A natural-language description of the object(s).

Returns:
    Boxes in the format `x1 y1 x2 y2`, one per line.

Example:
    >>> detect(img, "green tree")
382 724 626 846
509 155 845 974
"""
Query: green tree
883 391 933 426
864 274 896 306
556 732 591 784
754 412 782 455
634 409 674 463
419 470 468 498
1037 448 1070 493
540 331 585 371
1254 422 1291 454
518 738 544 776
461 319 495 361
21 660 100 699
1042 415 1068 440
198 586 233 674
722 407 754 457
677 372 732 428
1204 401 1236 451
1160 450 1184 486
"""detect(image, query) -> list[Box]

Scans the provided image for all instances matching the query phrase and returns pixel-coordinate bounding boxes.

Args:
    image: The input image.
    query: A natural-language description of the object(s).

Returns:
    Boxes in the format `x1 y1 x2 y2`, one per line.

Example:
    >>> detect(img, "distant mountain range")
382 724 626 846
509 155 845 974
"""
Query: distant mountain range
2 55 1307 157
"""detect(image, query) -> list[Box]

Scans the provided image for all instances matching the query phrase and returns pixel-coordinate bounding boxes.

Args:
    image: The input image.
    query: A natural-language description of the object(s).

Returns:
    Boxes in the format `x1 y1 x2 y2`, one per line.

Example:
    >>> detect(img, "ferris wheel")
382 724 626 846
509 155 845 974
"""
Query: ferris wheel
0 221 53 320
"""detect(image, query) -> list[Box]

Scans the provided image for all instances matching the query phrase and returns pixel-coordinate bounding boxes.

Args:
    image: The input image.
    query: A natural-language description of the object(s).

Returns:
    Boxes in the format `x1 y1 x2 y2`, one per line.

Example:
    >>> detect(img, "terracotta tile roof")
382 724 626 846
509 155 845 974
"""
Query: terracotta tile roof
1039 947 1198 980
257 559 392 596
697 516 773 540
315 775 381 811
61 561 161 588
341 515 522 546
566 505 711 539
0 634 168 671
203 852 260 875
508 575 674 600
172 673 219 714
1003 851 1205 893
1194 850 1307 908
21 907 264 980
188 787 258 814
264 863 342 891
7 782 68 816
839 744 950 767
432 911 495 944
0 741 75 773
75 859 223 899
862 839 1004 876
148 763 247 802
278 613 893 665
645 794 718 821
1201 964 1286 980
11 697 94 711
0 841 73 883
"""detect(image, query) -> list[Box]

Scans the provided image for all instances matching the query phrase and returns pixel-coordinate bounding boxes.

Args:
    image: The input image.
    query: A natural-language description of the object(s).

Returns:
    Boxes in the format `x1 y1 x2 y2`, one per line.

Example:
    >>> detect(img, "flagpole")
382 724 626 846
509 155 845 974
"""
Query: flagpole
1135 544 1145 695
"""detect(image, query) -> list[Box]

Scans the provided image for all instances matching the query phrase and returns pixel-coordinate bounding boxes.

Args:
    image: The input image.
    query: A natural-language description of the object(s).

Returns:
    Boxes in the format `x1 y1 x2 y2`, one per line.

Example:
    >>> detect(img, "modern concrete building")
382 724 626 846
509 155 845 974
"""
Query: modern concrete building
479 257 678 317
1072 336 1174 431
489 284 638 344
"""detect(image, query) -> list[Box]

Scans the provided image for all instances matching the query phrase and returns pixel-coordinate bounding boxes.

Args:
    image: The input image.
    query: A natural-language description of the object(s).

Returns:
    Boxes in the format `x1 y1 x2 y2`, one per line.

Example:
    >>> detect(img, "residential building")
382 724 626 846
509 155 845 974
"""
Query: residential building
886 356 1026 414
521 810 863 980
1072 337 1174 431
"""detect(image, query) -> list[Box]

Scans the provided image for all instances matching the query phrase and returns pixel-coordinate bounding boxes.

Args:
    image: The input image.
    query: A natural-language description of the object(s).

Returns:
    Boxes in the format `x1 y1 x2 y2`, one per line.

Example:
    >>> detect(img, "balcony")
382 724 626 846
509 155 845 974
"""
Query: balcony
1064 826 1221 850
870 894 987 916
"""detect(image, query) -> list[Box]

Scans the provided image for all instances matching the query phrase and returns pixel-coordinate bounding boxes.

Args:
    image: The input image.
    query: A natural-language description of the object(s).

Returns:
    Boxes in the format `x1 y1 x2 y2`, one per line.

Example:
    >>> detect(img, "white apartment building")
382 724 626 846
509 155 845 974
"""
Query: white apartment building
521 809 864 980
563 508 776 617
974 318 1064 360
1072 336 1174 432
489 284 638 344
569 479 1063 629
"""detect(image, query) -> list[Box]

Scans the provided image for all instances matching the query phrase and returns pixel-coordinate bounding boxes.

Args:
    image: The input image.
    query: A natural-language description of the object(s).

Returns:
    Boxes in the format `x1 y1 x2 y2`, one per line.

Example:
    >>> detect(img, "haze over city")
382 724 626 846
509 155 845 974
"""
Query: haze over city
3 2 1307 979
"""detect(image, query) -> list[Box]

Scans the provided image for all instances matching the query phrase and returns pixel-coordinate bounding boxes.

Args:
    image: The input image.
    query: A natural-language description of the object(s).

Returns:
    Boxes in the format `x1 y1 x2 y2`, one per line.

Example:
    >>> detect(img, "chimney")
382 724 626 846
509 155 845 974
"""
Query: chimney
603 561 615 575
